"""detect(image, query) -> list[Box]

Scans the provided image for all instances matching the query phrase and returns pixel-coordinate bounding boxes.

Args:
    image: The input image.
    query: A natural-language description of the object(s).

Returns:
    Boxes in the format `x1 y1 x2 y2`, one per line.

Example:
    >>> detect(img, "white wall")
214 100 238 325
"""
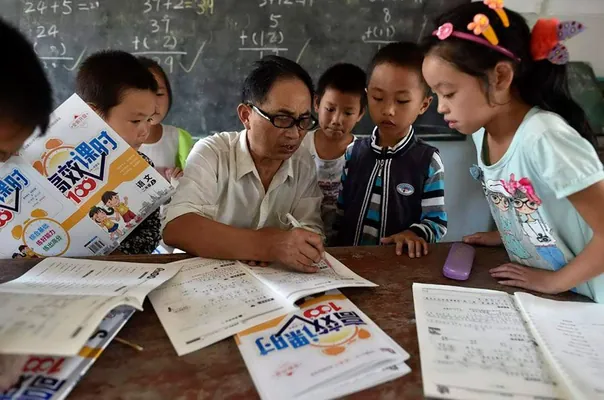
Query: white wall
426 138 493 242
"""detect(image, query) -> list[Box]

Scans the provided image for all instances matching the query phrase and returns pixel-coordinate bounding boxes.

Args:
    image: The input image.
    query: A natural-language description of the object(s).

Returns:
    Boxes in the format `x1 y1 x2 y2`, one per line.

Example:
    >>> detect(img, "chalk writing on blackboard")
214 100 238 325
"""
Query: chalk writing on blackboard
133 1 210 73
26 1 91 71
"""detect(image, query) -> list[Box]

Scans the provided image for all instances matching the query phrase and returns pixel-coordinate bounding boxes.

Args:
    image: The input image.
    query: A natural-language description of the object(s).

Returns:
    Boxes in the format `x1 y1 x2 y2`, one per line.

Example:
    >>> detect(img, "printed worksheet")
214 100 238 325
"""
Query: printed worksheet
149 258 297 356
247 253 377 302
413 284 562 400
0 258 180 356
150 255 377 356
516 293 604 400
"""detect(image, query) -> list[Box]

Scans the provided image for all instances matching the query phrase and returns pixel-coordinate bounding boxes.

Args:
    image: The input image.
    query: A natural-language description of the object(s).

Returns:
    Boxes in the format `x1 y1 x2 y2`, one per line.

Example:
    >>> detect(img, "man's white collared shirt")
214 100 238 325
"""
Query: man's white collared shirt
163 130 324 233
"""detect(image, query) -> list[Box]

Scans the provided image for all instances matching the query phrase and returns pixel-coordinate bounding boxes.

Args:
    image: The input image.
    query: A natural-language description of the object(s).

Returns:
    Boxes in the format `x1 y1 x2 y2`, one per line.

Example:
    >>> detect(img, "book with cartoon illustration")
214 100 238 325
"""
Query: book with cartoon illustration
149 254 377 356
1 306 134 400
0 94 173 259
235 290 410 400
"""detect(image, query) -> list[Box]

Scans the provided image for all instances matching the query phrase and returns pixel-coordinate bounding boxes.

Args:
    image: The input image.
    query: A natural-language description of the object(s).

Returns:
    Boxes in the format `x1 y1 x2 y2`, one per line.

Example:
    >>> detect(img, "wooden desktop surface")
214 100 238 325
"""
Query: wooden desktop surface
0 244 587 399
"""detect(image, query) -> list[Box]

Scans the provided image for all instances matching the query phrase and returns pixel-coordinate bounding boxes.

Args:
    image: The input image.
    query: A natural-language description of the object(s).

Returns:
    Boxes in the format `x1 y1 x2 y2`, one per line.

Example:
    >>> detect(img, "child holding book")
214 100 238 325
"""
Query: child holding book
0 17 53 391
301 63 366 244
333 42 448 258
76 51 162 255
138 57 194 185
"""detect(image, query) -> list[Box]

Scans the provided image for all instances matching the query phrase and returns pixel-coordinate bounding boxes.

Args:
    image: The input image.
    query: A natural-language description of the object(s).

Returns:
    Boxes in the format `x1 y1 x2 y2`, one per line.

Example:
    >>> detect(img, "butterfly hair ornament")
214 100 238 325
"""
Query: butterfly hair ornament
433 0 519 61
530 19 585 65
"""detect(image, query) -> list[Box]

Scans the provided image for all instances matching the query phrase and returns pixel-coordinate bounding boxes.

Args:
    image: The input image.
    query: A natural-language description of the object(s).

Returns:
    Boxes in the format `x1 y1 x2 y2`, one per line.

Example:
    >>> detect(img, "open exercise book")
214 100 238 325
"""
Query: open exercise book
149 253 377 355
236 290 410 400
413 283 604 400
0 257 179 356
0 94 172 259
2 306 134 400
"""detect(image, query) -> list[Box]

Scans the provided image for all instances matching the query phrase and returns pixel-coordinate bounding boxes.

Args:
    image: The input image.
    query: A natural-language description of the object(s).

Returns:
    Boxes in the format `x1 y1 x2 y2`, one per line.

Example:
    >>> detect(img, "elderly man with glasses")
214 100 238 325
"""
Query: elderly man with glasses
163 56 324 273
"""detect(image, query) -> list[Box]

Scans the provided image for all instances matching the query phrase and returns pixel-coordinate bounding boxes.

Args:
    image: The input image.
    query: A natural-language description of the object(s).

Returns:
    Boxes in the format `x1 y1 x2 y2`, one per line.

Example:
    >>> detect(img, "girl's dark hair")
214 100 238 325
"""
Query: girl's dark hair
422 3 594 145
138 57 173 116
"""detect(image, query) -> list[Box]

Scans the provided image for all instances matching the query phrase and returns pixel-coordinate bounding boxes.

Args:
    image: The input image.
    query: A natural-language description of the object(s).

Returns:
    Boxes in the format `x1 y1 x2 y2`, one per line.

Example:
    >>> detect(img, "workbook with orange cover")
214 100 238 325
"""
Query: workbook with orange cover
235 290 411 400
0 94 172 259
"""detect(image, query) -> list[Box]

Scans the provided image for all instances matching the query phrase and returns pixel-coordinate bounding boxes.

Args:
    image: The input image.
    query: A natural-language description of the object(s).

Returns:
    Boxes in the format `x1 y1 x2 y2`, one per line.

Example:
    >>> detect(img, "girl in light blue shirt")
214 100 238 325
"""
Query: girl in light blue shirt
422 1 604 302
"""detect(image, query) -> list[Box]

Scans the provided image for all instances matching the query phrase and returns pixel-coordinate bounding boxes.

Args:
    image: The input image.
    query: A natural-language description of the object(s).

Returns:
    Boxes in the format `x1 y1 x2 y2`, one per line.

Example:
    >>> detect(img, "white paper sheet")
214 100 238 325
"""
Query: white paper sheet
412 283 563 400
515 292 604 400
248 252 377 302
0 258 179 355
149 258 297 356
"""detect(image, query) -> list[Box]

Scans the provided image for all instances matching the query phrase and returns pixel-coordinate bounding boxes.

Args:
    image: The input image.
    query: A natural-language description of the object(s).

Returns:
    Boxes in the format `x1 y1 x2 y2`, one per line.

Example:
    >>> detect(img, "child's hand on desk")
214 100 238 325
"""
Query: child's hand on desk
381 230 428 258
463 231 503 247
490 263 563 294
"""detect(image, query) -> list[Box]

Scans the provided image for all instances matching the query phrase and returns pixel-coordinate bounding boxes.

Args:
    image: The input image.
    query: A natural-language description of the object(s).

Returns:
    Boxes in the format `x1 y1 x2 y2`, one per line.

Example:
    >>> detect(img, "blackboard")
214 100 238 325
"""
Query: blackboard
0 0 469 139
567 62 604 135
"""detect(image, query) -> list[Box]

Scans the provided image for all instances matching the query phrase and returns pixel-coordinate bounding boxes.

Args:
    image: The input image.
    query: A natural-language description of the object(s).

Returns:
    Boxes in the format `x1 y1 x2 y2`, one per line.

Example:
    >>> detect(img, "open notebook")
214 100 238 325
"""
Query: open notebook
149 253 377 355
413 283 604 400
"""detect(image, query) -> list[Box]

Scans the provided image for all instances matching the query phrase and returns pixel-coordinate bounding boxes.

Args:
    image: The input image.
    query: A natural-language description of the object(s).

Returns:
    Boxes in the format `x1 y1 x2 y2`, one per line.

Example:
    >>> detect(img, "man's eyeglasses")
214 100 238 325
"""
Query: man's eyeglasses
250 104 318 131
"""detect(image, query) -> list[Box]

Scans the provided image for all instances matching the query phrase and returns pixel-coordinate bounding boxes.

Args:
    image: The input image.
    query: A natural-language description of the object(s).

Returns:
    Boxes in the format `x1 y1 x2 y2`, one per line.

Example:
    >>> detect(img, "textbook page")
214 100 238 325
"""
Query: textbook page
413 283 563 400
0 258 179 356
515 292 604 400
236 290 408 400
149 258 297 356
246 252 377 302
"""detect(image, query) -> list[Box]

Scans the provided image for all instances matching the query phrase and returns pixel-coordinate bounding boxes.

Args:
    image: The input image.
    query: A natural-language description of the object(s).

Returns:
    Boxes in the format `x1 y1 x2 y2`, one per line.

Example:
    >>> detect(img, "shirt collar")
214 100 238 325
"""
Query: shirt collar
235 130 295 182
370 125 415 156
235 130 256 180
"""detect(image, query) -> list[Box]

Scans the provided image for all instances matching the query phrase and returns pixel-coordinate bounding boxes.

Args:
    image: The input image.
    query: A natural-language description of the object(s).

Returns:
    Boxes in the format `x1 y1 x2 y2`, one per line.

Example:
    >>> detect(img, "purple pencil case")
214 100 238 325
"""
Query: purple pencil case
443 243 475 281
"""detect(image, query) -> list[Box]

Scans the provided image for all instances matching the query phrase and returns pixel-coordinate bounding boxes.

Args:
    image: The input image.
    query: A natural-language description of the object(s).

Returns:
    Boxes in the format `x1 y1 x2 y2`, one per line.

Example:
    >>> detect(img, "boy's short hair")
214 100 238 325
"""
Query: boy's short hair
368 41 430 95
76 50 158 118
242 55 314 105
316 63 367 110
138 57 173 114
0 18 52 134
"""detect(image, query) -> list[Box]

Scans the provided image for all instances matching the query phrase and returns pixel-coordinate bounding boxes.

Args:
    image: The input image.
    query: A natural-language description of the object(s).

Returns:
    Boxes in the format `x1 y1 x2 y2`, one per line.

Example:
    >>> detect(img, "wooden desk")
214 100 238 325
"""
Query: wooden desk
0 244 587 400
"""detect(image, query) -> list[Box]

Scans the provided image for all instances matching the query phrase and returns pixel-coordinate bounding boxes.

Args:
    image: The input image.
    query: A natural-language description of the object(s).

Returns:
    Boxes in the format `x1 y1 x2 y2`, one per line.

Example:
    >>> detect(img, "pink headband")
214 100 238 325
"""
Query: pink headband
433 22 520 62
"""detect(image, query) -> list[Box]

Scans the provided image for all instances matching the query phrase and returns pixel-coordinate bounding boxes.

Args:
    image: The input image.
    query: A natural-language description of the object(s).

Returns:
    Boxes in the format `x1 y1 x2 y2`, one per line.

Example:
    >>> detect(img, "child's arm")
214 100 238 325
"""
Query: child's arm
492 181 604 294
490 129 604 296
408 152 448 242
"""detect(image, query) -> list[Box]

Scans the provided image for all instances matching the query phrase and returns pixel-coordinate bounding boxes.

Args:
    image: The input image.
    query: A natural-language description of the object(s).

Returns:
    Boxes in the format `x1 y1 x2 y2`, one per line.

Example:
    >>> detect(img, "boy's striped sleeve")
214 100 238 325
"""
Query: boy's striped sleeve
409 152 447 243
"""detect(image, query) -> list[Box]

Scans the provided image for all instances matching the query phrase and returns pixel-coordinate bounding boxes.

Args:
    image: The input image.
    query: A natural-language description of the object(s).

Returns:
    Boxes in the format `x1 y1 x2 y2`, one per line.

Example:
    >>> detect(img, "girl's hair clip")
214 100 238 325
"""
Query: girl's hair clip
530 19 585 65
433 21 520 62
484 0 510 28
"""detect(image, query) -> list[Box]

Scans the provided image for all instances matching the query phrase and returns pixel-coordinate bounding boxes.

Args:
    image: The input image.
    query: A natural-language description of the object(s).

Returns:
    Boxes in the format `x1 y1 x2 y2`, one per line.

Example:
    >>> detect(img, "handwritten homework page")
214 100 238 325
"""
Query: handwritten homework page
412 283 562 400
515 293 604 400
149 254 377 356
0 258 179 356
